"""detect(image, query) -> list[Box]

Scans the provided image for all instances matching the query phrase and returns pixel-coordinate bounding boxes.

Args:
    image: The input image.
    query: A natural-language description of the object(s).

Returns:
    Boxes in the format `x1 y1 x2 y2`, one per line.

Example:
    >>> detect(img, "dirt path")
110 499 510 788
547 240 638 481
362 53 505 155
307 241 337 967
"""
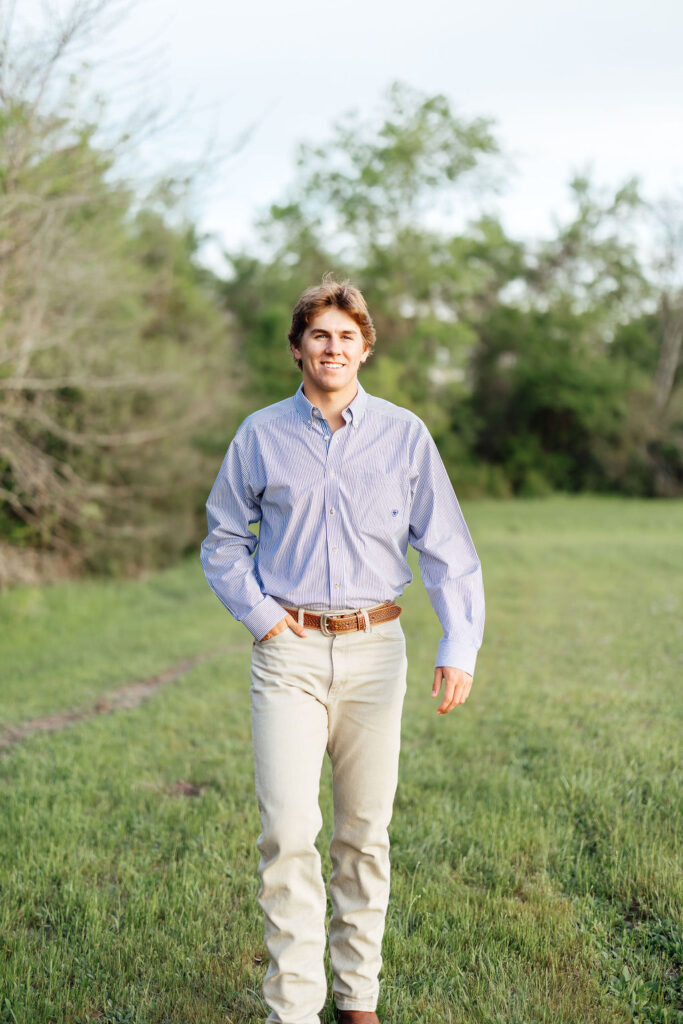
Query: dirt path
0 645 238 757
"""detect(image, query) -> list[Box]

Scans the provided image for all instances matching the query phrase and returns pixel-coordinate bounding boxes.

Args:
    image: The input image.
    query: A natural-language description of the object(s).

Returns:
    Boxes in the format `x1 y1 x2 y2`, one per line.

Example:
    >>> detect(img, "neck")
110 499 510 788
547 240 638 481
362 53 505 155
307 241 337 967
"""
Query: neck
301 379 359 431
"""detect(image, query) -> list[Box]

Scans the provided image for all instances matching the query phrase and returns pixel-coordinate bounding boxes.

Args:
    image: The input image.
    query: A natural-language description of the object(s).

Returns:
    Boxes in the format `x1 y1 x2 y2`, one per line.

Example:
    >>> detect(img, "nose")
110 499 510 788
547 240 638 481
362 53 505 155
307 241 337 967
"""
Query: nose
324 333 343 352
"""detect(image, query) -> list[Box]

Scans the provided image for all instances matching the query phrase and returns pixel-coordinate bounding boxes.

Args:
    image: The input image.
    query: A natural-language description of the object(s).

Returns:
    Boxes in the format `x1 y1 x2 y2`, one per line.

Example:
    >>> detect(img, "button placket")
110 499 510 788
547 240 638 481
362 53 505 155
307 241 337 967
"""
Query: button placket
320 415 332 452
324 428 344 606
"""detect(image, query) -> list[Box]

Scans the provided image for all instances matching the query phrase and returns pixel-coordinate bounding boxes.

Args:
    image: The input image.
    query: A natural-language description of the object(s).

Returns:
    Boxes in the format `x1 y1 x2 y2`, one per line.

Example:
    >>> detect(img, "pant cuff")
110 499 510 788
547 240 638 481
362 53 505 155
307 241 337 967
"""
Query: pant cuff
334 998 378 1011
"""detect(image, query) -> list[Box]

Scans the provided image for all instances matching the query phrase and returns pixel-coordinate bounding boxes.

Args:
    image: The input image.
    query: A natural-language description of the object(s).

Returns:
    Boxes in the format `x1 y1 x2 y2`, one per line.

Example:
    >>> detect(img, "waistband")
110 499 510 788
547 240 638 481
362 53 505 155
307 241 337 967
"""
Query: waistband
281 600 401 636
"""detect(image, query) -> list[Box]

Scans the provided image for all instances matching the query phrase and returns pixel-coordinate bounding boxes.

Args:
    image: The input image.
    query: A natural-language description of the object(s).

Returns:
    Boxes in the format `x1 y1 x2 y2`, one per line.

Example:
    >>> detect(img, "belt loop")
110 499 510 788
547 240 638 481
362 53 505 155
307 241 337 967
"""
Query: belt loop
298 607 304 627
362 608 371 632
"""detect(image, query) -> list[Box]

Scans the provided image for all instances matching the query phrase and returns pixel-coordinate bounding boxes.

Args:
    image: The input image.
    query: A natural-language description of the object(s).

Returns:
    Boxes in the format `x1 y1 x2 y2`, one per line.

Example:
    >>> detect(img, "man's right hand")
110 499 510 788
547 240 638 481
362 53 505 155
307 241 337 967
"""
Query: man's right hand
259 612 308 642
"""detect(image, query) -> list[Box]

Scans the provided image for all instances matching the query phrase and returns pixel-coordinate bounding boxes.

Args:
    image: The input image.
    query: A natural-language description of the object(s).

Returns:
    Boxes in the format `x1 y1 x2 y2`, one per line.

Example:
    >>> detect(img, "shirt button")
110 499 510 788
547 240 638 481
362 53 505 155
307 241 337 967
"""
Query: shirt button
329 508 335 515
334 583 340 589
330 470 336 477
332 546 338 552
323 435 330 441
313 409 320 416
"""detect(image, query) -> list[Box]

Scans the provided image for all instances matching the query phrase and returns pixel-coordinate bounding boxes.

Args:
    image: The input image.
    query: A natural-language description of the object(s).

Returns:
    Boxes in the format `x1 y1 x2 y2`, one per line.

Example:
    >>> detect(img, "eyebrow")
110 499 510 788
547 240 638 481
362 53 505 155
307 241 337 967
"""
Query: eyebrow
311 328 359 336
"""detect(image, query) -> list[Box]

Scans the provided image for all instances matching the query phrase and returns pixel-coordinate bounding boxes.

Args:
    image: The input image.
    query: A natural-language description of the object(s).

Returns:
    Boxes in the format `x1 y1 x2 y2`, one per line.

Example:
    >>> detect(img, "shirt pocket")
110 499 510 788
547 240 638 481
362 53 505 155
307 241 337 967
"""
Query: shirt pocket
354 470 410 541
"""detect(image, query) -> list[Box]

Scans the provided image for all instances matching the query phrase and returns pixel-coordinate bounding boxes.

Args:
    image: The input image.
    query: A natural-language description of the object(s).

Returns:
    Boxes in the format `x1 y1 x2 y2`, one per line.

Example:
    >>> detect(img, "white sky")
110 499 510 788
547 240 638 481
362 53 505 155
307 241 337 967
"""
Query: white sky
15 0 683 272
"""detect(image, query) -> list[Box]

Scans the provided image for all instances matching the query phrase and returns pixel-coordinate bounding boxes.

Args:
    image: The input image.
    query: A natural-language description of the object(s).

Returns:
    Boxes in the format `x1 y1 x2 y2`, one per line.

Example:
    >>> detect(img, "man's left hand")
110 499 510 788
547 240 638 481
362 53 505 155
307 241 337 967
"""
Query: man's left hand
431 666 473 714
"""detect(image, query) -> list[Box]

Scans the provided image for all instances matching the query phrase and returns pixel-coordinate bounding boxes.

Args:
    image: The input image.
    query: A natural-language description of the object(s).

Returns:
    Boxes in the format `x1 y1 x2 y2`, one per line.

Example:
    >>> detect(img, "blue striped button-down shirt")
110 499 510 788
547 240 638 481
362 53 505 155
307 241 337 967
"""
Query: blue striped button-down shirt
200 381 485 674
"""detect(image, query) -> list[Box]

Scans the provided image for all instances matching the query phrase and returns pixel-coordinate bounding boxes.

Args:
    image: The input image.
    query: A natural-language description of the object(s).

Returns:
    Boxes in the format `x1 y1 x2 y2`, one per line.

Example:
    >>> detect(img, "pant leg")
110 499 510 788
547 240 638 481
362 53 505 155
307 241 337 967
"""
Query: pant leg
325 617 408 1012
250 629 332 1024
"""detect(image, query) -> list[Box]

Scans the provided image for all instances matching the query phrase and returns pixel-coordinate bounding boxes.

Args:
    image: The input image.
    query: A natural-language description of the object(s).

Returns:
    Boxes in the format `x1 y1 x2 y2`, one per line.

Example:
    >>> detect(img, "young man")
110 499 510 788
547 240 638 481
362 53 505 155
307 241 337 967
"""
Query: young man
200 279 485 1024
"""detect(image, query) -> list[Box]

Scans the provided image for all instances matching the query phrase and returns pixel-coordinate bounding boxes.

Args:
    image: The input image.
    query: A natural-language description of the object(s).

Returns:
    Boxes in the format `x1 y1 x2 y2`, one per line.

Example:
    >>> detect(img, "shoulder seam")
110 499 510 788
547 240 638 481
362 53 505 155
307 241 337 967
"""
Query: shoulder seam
237 399 298 435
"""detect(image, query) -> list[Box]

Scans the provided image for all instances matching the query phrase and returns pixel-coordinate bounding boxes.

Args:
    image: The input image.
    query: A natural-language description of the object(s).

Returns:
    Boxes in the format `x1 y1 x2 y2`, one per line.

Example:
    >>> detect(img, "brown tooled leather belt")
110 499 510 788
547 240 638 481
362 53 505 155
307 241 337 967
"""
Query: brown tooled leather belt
282 600 402 635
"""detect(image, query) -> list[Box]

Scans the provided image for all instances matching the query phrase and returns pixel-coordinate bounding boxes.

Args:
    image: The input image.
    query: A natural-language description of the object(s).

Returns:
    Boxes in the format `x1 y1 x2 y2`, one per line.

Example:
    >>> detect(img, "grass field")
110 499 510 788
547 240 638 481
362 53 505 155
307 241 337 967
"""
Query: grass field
1 496 681 1024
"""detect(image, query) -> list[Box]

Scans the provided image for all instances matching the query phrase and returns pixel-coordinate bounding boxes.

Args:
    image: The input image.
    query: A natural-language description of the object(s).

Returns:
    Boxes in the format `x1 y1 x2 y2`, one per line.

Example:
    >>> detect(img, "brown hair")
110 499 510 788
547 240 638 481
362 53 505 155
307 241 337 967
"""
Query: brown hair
288 275 376 370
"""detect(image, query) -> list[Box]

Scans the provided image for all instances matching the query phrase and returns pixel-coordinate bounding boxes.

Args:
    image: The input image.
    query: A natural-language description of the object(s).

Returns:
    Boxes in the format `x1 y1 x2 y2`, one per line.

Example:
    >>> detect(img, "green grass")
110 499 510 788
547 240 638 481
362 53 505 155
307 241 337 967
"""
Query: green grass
0 560 232 726
1 496 681 1024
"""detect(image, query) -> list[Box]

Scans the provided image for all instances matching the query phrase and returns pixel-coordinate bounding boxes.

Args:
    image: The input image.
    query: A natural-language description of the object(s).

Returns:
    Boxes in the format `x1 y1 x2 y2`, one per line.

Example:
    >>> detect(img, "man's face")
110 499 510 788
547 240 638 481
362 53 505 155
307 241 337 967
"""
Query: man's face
291 307 369 397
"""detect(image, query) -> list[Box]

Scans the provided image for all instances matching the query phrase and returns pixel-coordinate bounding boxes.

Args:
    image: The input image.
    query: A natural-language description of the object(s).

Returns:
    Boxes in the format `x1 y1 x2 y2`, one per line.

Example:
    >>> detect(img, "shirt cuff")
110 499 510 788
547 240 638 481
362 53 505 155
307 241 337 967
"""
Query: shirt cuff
241 596 287 641
435 639 478 676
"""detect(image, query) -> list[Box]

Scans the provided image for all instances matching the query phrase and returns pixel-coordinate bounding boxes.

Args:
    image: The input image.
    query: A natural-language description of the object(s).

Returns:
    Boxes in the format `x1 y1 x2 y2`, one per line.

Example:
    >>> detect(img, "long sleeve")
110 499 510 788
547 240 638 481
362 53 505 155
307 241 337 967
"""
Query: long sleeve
200 432 286 641
408 424 485 675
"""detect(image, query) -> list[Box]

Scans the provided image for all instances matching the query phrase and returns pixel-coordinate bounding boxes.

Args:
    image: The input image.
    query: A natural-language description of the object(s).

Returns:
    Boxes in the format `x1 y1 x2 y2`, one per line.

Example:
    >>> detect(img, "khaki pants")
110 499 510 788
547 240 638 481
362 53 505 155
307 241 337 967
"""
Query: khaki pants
249 614 408 1024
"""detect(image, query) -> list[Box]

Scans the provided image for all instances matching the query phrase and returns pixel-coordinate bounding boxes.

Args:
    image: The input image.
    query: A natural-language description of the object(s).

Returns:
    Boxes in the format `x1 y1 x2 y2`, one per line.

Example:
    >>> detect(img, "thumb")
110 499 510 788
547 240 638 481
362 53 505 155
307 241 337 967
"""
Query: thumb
286 612 308 637
431 667 442 697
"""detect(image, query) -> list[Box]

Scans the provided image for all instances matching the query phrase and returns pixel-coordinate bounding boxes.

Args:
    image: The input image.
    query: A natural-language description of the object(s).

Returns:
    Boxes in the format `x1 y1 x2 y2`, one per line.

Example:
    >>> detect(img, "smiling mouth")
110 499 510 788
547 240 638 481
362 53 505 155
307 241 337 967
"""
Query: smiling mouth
321 362 345 368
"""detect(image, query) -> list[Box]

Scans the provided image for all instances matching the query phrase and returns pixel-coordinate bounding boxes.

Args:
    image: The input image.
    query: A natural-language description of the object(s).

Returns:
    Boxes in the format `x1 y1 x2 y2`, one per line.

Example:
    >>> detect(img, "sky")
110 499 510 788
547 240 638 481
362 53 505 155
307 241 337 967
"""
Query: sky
15 0 683 273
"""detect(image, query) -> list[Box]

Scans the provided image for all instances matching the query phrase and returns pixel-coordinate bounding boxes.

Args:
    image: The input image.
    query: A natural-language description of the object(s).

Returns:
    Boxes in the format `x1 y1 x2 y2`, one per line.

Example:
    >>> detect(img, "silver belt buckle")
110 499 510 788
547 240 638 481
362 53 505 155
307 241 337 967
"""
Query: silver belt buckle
320 609 372 634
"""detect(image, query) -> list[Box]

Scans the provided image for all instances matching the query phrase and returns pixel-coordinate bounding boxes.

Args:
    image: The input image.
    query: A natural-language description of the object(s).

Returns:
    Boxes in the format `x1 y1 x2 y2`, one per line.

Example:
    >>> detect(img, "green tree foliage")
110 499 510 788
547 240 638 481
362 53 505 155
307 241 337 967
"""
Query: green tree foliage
465 196 681 495
469 178 682 496
223 88 682 498
0 5 238 579
470 305 638 494
224 82 523 434
4 13 682 588
271 80 501 252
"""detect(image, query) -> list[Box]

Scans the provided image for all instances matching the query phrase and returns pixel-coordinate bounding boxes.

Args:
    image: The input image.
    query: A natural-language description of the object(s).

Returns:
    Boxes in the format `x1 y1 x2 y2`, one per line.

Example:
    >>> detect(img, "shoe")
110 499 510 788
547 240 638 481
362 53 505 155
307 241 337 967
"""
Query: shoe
337 1012 380 1024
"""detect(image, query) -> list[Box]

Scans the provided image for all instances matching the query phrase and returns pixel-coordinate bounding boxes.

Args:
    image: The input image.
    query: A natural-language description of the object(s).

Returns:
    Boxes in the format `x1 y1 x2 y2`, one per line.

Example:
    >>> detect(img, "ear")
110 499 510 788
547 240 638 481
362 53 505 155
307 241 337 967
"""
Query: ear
290 343 301 361
359 345 370 364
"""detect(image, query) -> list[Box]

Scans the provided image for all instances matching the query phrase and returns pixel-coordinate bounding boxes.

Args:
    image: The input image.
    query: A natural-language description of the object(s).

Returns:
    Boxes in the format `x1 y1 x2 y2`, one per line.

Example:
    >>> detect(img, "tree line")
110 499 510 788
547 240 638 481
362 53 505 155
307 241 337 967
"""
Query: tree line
1 9 681 583
224 82 682 501
0 1 242 582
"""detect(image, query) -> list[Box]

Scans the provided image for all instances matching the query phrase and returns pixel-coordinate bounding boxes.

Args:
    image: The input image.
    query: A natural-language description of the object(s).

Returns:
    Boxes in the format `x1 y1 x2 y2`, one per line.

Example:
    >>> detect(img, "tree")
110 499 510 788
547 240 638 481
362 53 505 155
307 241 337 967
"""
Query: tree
223 88 682 499
0 0 238 580
470 176 682 496
223 81 520 434
649 195 683 416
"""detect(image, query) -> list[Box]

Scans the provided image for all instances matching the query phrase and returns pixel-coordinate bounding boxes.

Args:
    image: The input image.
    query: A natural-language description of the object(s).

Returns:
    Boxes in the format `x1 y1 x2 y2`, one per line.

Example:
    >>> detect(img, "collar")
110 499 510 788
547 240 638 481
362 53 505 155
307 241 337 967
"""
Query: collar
293 380 368 428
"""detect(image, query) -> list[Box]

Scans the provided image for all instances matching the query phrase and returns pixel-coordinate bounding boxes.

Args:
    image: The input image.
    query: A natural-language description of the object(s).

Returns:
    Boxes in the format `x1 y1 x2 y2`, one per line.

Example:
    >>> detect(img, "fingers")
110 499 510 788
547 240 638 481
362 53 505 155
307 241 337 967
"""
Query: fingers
433 667 454 712
437 676 456 714
261 615 308 641
259 617 285 641
285 612 308 638
431 668 442 698
434 668 473 714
